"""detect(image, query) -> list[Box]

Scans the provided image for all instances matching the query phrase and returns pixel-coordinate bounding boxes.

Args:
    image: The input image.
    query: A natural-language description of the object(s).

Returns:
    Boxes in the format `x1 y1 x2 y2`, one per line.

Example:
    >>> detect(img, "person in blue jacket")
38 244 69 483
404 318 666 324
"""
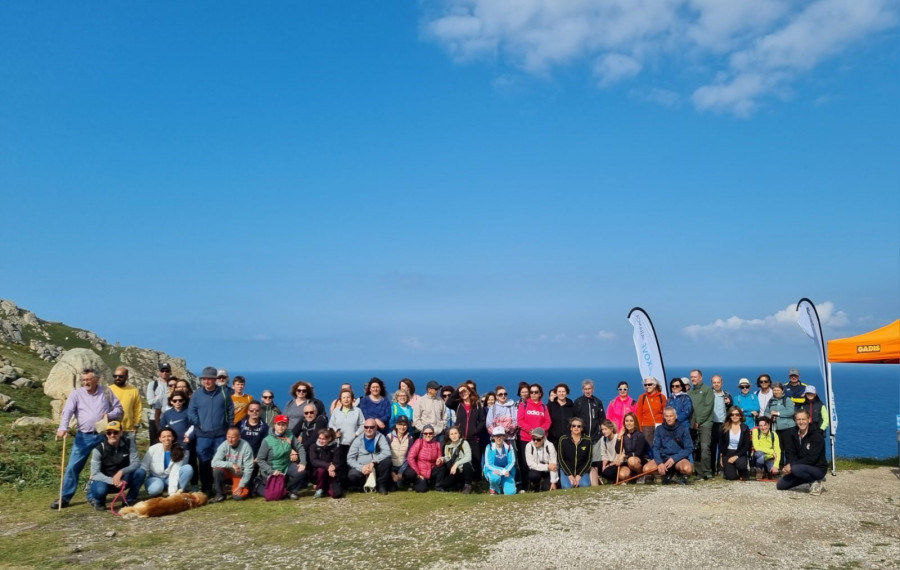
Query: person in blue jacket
732 378 760 427
667 378 693 429
652 407 694 484
358 377 391 435
188 366 234 495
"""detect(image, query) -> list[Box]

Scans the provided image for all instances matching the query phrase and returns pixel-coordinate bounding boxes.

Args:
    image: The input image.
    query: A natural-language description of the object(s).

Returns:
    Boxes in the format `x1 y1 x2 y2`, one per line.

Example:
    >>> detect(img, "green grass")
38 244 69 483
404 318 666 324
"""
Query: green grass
834 456 899 470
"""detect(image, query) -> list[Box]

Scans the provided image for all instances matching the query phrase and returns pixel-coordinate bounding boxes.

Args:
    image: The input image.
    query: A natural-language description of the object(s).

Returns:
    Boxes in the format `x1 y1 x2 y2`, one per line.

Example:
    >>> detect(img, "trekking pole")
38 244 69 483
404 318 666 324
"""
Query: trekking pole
58 432 67 511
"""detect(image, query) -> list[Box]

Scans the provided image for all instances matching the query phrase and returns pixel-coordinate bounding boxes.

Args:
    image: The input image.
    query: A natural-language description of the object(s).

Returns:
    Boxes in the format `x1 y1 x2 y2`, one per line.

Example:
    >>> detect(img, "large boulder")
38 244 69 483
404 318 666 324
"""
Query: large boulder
43 348 111 401
12 416 55 427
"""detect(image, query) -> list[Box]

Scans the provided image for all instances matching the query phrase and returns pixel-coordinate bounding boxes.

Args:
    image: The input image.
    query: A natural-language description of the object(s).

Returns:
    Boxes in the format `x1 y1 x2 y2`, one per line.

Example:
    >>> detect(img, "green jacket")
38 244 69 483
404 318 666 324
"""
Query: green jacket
688 382 714 427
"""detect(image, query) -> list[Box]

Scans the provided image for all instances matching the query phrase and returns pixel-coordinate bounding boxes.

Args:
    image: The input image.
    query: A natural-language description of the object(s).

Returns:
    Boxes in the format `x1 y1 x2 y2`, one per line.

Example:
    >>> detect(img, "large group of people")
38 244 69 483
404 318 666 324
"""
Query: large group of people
51 364 830 511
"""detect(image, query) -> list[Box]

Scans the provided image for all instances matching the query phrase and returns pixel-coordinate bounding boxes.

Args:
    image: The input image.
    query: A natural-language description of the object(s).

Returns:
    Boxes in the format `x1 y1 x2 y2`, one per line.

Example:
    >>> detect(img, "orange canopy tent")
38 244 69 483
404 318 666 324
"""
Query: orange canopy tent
827 319 900 364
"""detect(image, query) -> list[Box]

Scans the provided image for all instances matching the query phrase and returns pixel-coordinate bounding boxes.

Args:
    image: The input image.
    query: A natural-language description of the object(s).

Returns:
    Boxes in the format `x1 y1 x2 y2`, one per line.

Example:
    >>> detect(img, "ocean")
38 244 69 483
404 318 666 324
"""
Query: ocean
228 364 900 459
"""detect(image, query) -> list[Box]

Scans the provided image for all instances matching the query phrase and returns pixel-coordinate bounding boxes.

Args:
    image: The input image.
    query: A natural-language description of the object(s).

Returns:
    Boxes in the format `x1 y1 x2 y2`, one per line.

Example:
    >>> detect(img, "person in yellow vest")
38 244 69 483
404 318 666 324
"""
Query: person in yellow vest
109 366 143 435
750 415 781 479
231 376 254 425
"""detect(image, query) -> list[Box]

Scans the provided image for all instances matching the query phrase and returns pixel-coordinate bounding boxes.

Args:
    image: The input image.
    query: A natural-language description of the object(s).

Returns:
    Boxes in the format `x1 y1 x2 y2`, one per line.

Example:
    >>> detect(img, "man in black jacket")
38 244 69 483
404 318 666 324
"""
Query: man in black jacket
573 379 605 484
776 409 827 495
88 421 146 511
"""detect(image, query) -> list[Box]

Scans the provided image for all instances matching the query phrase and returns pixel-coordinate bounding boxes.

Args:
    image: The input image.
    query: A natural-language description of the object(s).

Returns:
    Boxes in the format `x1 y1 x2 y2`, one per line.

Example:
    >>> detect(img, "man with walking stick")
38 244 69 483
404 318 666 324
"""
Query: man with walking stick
52 368 123 509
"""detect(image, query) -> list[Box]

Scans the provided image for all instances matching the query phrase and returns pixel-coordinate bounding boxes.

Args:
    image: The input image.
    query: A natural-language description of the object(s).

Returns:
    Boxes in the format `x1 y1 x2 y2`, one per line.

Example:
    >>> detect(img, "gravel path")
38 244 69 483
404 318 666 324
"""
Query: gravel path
444 467 900 569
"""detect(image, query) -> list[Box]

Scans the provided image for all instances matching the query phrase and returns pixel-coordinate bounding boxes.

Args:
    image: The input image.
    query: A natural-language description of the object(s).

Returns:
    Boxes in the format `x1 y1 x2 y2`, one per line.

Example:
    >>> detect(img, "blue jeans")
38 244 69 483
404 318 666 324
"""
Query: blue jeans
145 465 195 497
752 451 775 473
61 431 105 502
88 468 147 506
559 472 591 489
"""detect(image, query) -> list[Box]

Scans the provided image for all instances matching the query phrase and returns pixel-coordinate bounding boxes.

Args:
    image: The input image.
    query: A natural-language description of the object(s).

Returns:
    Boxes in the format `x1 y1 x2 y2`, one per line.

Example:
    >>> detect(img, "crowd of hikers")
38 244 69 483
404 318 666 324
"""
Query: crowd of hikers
51 364 829 511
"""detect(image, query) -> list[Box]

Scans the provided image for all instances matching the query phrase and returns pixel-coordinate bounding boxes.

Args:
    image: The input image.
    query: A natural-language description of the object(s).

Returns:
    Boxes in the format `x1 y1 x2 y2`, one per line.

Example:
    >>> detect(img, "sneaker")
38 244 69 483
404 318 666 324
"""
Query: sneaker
517 489 526 494
88 499 105 512
636 476 646 485
662 473 675 485
489 489 497 495
809 481 822 496
288 493 299 500
211 494 226 503
50 499 69 510
313 489 325 499
677 476 691 485
461 484 472 494
817 480 826 494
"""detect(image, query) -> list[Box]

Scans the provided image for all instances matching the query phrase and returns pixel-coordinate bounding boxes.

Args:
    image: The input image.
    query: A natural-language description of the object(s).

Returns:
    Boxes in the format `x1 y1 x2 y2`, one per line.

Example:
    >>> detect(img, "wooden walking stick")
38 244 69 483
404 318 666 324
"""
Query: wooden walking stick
58 431 67 511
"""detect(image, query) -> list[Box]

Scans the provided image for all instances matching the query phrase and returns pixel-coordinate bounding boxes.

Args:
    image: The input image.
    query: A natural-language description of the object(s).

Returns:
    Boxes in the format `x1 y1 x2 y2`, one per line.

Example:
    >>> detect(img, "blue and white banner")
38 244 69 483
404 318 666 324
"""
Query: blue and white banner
627 307 668 398
796 298 838 435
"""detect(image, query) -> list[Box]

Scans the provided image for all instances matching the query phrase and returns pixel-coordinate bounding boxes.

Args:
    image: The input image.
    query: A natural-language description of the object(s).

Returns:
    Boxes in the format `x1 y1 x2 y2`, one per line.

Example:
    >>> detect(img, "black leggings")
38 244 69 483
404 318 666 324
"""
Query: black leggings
721 452 749 481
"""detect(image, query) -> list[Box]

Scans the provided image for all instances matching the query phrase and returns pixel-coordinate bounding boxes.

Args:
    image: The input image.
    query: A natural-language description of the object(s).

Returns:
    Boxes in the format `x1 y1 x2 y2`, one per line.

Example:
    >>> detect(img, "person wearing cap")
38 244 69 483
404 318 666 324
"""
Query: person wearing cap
52 368 123 509
347 419 392 494
524 426 558 491
109 367 143 436
732 378 760 428
87 421 146 511
210 426 255 502
216 369 230 388
784 368 807 407
256 415 308 500
147 363 173 445
231 376 253 425
404 423 444 492
484 426 517 495
413 381 448 438
188 366 235 496
777 409 827 495
801 385 829 433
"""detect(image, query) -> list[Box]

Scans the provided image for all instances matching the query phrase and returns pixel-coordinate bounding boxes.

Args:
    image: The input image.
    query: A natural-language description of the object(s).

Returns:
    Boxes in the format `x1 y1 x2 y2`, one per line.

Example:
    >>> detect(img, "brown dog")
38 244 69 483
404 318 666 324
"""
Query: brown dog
119 491 208 518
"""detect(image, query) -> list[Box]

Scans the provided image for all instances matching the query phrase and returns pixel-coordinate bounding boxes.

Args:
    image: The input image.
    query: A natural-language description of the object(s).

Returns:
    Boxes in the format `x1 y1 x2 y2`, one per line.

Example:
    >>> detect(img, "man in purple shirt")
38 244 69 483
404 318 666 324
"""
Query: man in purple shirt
52 368 123 509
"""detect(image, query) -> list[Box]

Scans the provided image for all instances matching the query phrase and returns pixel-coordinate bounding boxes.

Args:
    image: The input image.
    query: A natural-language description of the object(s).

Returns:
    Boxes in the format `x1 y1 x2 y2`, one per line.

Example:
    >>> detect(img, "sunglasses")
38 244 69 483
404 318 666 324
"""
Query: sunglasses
171 399 184 403
618 387 628 392
363 426 377 430
643 383 654 387
532 437 543 442
529 390 540 394
262 395 273 399
729 413 741 417
571 425 583 429
740 386 750 389
296 389 307 394
249 409 260 413
167 383 176 388
759 380 771 384
497 392 507 396
217 376 227 379
304 411 316 415
423 432 434 436
106 431 121 435
113 374 127 379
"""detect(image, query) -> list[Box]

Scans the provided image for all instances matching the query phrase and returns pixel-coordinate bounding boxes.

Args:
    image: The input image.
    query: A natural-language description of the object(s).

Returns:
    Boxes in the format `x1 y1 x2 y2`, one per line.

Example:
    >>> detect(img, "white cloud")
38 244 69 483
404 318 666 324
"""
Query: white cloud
682 301 849 345
631 87 682 107
595 329 616 341
594 53 642 87
422 0 898 116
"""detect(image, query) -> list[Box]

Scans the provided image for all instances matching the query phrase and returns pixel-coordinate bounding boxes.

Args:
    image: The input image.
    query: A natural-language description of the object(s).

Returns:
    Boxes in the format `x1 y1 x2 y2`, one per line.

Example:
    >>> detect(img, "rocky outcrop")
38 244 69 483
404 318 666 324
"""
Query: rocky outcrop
44 348 112 402
12 416 56 427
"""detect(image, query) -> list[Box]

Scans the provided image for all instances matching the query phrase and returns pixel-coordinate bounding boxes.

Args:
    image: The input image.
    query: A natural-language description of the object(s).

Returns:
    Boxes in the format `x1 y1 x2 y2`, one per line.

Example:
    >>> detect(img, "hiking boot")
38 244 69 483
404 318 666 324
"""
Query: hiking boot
88 499 105 512
461 484 472 494
313 489 325 499
809 481 822 496
677 476 691 485
661 473 675 485
755 469 764 481
50 499 69 510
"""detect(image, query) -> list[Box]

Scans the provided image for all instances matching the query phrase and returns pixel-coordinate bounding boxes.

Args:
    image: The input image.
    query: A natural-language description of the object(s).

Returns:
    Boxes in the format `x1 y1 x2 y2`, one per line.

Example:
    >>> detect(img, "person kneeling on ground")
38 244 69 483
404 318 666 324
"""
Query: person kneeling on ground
88 421 146 511
652 407 693 484
404 424 443 492
524 427 558 491
618 412 657 483
141 427 193 497
718 406 752 481
211 426 255 502
347 420 392 495
256 415 308 500
750 416 780 479
776 409 827 495
436 426 474 493
484 426 517 495
558 417 593 489
309 428 343 499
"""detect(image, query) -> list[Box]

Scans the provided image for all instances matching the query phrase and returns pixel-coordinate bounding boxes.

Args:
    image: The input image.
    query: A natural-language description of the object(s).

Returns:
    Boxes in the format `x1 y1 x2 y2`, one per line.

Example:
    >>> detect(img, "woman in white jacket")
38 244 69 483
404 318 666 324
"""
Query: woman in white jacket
142 427 194 496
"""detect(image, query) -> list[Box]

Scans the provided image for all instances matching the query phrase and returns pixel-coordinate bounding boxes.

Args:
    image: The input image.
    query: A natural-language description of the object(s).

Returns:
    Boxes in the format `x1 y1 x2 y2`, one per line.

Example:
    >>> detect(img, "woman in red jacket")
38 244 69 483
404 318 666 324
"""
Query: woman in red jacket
517 383 551 483
402 424 443 493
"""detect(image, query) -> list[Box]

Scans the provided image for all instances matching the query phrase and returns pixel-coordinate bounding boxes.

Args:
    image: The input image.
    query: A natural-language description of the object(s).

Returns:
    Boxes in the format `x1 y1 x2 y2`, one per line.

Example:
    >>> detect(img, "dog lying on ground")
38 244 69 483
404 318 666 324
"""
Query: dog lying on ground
119 491 208 518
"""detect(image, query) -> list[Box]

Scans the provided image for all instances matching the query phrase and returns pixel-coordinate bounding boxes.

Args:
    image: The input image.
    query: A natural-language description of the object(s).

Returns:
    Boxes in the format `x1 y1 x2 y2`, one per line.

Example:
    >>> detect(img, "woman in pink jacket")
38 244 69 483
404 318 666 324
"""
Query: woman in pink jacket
607 381 637 431
517 384 551 479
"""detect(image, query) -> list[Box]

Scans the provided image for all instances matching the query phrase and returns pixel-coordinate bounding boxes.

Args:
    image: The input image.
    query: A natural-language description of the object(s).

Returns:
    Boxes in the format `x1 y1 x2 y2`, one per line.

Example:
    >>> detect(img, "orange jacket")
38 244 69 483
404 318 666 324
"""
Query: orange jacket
636 391 667 428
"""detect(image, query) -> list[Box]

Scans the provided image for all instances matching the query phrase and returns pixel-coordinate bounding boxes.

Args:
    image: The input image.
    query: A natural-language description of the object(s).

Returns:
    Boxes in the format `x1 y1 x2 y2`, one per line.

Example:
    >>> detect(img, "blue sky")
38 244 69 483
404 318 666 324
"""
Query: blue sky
2 1 898 371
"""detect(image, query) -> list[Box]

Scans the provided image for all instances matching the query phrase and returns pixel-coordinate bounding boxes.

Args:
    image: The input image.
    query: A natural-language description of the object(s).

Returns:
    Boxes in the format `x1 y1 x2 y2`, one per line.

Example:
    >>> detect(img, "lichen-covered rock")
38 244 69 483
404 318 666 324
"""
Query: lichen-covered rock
12 416 55 427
